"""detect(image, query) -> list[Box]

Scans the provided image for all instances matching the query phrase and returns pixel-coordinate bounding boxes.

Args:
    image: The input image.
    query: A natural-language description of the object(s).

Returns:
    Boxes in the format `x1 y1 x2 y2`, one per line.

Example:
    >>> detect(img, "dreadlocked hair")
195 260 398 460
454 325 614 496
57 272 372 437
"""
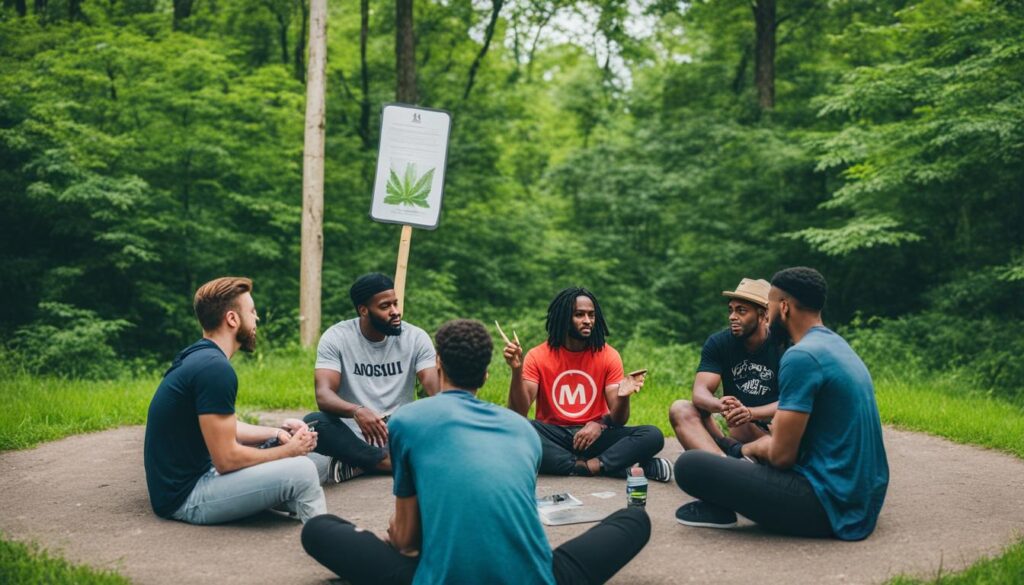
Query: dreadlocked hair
545 287 609 352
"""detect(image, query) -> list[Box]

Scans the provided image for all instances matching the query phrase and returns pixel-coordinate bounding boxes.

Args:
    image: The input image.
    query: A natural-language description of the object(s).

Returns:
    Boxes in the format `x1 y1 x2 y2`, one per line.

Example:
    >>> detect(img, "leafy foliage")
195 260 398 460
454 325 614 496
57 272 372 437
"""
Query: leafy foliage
384 164 435 208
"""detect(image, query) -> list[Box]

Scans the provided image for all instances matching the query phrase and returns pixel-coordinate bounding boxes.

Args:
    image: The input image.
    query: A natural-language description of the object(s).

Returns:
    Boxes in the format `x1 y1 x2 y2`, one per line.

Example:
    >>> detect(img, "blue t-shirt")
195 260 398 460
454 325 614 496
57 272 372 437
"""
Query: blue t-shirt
143 339 237 518
778 327 889 541
389 391 555 585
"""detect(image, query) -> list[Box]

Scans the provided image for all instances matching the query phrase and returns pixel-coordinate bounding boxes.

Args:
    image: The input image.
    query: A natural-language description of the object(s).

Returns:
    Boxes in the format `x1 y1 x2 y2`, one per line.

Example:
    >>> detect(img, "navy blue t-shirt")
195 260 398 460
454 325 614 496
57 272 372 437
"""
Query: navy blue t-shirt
697 329 783 407
389 390 555 585
778 327 889 541
143 339 237 518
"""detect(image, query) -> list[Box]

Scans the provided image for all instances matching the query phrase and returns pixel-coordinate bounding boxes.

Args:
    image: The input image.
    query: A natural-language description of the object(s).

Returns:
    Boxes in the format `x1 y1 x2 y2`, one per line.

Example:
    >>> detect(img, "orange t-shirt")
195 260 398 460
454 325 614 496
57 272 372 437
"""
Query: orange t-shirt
522 343 624 426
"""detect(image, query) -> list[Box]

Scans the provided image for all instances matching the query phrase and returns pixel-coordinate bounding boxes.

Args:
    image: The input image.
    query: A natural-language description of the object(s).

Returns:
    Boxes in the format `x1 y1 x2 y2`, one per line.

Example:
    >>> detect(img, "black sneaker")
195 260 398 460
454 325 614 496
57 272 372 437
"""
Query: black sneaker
675 501 737 528
641 458 672 482
329 457 365 484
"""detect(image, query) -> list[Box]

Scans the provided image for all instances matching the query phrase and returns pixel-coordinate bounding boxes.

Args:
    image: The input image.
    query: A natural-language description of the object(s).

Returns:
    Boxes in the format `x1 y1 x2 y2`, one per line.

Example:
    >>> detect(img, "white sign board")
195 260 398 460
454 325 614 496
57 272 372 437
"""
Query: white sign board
370 104 452 230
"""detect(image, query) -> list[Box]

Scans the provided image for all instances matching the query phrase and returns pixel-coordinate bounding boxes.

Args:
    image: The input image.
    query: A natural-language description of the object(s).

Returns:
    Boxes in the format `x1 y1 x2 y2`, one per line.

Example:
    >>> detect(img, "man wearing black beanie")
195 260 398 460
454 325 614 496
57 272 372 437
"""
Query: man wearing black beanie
673 267 889 541
303 273 439 483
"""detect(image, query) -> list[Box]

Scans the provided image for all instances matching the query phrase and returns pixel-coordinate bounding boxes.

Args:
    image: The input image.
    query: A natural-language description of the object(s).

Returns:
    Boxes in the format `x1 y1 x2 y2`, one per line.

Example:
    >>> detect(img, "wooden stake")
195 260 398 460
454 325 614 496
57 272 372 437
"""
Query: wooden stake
299 0 328 348
393 224 413 315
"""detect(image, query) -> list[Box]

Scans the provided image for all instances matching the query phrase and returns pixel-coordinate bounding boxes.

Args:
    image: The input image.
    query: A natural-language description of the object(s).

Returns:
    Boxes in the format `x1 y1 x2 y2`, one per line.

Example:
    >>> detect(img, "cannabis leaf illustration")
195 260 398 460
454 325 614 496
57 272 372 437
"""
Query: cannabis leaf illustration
384 163 435 208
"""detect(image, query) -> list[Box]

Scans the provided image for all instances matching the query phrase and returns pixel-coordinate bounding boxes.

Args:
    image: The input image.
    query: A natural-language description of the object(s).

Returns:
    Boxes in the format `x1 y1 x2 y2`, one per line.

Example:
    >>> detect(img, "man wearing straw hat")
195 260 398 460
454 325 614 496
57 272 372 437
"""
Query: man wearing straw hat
668 278 785 457
302 273 439 483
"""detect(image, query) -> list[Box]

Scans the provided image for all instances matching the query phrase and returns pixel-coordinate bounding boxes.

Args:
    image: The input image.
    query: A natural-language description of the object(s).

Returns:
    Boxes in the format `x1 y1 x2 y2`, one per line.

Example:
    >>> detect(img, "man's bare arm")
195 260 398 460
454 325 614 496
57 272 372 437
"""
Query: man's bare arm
235 420 284 445
388 495 422 556
692 372 724 413
741 409 809 469
199 414 316 474
313 368 389 447
417 367 440 397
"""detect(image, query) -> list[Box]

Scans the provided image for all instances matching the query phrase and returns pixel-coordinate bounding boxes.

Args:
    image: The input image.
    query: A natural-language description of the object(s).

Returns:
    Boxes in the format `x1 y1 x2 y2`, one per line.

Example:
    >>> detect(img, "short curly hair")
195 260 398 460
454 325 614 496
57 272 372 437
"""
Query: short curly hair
771 267 827 311
435 319 493 390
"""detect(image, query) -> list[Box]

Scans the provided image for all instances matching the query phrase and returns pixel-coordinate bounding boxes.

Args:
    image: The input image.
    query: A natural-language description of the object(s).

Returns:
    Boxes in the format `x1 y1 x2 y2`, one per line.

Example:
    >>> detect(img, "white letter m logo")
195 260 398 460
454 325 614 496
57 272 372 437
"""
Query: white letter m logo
558 383 587 405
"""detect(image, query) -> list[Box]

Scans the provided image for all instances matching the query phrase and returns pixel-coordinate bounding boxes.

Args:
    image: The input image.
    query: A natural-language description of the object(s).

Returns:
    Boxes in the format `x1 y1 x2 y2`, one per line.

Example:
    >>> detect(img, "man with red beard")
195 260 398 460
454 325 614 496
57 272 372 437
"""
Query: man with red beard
503 287 670 481
144 277 325 524
668 278 784 458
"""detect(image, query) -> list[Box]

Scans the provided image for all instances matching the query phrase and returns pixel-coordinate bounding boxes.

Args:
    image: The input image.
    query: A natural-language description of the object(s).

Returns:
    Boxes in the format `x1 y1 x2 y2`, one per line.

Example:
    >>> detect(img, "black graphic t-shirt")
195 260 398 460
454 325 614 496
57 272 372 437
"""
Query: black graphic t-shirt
696 329 784 407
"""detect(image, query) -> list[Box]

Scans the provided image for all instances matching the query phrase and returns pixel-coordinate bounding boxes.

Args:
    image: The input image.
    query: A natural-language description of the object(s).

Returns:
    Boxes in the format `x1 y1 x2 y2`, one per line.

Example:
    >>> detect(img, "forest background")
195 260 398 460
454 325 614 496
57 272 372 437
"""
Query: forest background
1 0 1023 403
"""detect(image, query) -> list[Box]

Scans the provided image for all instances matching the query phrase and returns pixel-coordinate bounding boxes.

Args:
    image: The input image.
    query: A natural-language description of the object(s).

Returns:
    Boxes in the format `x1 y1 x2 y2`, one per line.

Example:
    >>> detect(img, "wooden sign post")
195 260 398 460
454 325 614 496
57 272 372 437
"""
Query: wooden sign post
370 104 452 313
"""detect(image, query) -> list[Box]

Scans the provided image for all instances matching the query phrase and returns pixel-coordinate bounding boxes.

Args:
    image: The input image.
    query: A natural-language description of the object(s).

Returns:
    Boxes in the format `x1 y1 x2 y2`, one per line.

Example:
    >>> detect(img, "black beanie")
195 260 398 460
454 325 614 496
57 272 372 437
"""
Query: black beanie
771 267 827 311
349 273 395 311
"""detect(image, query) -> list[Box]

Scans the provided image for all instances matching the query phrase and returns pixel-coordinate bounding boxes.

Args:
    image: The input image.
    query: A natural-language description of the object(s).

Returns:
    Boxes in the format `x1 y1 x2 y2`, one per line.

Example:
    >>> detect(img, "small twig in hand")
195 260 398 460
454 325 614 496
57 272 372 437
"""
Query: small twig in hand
494 320 512 345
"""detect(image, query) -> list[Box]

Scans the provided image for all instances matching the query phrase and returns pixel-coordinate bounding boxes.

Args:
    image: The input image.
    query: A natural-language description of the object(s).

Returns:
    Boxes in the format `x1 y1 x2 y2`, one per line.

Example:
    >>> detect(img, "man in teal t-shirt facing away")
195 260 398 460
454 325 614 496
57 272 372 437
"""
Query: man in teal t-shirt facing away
673 267 889 540
301 319 651 584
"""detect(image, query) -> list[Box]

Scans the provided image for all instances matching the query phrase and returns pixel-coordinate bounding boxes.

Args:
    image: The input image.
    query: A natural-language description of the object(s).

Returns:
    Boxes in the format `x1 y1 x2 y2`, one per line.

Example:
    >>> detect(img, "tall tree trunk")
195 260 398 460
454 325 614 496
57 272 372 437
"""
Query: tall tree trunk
395 0 417 103
463 0 504 100
33 0 46 17
752 0 776 110
294 0 308 83
173 0 194 30
10 0 28 17
68 0 82 20
276 12 289 65
358 0 371 147
299 0 327 347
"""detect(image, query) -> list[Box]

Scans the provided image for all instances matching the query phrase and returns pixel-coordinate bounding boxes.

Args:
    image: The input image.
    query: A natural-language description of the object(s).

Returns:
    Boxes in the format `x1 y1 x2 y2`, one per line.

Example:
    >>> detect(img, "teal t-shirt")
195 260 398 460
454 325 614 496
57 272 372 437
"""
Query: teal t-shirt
777 327 889 541
388 390 555 585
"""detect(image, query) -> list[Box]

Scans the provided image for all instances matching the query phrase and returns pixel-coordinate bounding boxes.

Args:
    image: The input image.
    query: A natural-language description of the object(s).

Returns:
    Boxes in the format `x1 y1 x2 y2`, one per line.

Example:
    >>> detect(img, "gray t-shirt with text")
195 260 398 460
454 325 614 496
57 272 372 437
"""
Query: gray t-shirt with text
315 318 436 440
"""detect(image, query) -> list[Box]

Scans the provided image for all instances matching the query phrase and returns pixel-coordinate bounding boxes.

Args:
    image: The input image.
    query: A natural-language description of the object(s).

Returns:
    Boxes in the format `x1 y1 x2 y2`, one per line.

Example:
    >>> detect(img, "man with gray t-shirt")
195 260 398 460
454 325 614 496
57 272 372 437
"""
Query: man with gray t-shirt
303 273 439 483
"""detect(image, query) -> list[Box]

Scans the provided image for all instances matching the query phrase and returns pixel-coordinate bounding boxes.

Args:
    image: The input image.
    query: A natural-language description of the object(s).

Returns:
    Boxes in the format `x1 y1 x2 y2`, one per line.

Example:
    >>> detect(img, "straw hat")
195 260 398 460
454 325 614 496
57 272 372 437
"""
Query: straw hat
722 278 770 309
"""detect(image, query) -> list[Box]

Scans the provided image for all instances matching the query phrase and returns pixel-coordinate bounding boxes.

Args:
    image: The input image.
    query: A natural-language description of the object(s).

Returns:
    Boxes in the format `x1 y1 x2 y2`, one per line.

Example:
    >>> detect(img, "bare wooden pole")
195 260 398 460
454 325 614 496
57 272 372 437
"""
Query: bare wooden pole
393 224 413 315
299 0 327 347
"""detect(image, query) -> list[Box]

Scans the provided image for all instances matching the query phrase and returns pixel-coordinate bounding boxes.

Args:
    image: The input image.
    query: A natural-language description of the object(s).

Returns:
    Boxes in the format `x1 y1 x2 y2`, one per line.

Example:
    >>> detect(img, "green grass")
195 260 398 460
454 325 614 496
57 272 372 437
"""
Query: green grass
886 539 1024 584
2 343 1023 583
0 536 128 584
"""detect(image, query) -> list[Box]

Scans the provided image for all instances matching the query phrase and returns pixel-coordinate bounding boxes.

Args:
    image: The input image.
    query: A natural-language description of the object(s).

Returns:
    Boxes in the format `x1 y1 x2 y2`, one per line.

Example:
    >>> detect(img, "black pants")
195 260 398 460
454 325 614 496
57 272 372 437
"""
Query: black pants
531 420 664 477
301 507 651 585
303 411 387 470
674 450 833 537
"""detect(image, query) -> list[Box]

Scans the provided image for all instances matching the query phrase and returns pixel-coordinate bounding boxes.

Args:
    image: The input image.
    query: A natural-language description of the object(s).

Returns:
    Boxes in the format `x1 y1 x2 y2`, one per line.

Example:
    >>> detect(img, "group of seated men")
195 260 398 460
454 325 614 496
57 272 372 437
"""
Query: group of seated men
143 267 889 584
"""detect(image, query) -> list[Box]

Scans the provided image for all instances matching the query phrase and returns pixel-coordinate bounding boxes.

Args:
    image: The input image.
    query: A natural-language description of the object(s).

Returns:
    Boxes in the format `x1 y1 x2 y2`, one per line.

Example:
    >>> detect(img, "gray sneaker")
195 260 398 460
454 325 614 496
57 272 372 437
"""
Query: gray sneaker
641 457 673 482
329 457 365 484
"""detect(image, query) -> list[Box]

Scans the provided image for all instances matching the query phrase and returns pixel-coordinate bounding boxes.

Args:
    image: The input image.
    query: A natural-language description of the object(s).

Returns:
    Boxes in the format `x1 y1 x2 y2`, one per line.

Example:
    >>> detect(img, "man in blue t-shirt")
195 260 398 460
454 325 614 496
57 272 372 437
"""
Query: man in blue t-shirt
144 277 326 524
301 319 651 585
669 278 785 456
673 267 889 540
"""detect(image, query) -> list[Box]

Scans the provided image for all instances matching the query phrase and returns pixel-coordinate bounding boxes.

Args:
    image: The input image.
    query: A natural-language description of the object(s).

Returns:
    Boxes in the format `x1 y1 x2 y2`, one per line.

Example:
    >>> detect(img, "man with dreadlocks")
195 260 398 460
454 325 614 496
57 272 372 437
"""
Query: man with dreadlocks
503 287 672 482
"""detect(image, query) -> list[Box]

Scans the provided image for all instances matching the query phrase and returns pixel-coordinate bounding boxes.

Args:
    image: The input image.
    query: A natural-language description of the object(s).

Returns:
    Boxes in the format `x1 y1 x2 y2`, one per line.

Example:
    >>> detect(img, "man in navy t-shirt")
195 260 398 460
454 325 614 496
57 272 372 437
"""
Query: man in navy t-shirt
673 267 889 540
669 278 784 456
144 277 326 524
302 319 651 585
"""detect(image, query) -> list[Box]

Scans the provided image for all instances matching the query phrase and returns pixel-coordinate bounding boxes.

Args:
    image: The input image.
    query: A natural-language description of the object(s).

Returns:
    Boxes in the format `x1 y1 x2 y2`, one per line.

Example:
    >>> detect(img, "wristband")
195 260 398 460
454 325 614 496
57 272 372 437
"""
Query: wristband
353 405 365 417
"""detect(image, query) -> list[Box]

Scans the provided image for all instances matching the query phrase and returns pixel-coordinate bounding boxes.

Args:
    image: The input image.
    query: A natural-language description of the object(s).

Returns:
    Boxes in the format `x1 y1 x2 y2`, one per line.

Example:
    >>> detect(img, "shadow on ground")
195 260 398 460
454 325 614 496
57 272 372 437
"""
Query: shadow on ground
2 414 1023 585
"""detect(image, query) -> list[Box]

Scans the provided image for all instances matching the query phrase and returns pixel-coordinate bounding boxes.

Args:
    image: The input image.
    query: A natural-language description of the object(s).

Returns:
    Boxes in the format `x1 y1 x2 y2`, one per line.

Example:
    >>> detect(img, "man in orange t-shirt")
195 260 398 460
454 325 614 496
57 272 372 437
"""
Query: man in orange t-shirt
503 287 671 481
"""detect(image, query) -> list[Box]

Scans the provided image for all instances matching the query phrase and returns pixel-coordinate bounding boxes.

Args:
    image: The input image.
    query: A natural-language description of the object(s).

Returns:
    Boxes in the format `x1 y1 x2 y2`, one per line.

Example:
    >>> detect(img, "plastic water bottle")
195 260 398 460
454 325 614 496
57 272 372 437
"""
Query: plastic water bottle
626 466 648 508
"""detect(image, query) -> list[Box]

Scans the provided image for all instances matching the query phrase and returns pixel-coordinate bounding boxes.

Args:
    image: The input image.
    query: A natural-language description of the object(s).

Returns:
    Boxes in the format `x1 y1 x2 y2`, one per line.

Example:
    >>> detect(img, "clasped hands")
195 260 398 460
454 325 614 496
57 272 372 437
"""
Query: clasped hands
276 418 318 455
720 396 753 427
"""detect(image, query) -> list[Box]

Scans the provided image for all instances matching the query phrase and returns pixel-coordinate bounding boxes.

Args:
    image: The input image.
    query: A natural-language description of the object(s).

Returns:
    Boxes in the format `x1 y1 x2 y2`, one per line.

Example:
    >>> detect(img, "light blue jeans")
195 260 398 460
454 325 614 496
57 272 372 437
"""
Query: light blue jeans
172 456 326 524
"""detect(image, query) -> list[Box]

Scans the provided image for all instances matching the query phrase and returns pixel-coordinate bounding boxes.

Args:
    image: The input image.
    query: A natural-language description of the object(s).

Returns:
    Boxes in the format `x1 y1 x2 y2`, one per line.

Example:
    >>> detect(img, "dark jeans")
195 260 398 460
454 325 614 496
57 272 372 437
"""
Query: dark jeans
301 507 651 585
303 411 387 470
674 450 833 537
531 420 664 477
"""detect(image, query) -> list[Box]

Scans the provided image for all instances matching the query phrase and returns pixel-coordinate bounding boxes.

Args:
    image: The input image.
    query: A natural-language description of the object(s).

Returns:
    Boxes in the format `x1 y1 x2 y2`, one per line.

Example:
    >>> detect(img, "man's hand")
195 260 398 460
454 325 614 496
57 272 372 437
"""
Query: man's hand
503 340 523 370
282 426 317 457
724 402 752 427
572 421 604 452
280 418 307 436
387 513 420 557
616 371 646 397
354 406 389 447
